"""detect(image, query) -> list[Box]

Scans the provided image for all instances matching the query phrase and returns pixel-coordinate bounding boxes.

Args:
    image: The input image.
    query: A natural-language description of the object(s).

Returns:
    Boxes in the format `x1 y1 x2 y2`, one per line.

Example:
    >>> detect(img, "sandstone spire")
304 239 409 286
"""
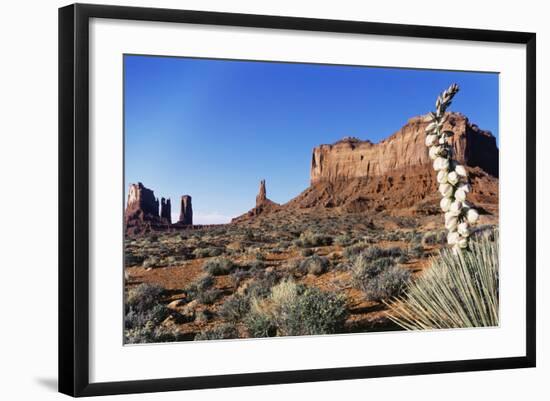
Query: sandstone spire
160 197 171 224
256 179 267 206
179 195 193 225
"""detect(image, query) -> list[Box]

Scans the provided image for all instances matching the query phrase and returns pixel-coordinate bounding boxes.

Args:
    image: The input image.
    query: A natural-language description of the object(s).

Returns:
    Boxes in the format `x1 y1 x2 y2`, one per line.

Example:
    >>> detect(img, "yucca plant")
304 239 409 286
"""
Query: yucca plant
425 83 480 252
387 229 499 329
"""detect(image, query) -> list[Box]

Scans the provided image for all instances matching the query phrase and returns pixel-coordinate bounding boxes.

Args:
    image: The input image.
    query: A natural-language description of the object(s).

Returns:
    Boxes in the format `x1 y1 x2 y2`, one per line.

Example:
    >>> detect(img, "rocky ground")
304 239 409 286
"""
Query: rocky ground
124 208 497 343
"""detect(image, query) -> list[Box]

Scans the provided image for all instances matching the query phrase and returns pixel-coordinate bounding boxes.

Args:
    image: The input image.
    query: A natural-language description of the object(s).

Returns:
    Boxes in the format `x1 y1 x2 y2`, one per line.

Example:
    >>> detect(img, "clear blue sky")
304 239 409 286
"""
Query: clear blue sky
124 55 499 224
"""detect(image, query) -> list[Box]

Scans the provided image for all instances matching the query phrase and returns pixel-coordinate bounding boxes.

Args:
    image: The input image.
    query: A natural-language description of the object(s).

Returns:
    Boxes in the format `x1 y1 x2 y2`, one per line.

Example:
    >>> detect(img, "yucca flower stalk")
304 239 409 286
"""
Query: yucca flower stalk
425 83 479 252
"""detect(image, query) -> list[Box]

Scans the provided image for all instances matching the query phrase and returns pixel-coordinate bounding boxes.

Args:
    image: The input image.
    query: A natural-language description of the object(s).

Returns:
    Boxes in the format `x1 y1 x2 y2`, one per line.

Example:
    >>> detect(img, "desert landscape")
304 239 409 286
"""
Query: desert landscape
124 111 499 343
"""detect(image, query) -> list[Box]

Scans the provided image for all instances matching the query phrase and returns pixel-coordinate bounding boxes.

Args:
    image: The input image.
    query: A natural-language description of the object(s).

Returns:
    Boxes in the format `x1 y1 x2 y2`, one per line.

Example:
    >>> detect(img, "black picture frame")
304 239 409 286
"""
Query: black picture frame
59 3 536 397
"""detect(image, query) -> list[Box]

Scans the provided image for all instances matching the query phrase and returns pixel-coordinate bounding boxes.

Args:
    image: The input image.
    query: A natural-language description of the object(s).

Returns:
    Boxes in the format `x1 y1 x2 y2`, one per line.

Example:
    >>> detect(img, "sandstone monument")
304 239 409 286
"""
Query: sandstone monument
256 179 267 205
160 197 171 224
286 112 499 214
124 184 195 234
125 182 164 235
232 179 280 222
310 113 498 185
179 195 193 225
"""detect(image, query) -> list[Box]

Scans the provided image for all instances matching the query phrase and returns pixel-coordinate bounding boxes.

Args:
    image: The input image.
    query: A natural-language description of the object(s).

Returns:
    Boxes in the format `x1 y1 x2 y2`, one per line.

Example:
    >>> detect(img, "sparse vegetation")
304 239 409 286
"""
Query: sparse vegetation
124 208 498 341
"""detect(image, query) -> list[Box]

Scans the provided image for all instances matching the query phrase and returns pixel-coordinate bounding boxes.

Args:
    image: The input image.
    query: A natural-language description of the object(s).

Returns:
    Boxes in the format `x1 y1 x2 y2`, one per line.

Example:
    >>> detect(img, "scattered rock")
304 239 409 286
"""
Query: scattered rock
167 299 186 309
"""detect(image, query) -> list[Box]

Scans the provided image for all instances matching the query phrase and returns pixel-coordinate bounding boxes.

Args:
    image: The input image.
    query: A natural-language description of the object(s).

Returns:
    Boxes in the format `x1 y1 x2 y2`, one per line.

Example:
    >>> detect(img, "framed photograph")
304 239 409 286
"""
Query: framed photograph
59 3 536 397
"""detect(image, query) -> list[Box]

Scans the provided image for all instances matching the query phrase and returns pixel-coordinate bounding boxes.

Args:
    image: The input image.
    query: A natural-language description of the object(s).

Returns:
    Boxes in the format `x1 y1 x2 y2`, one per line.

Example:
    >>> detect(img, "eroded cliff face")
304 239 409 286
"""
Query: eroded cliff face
310 112 498 185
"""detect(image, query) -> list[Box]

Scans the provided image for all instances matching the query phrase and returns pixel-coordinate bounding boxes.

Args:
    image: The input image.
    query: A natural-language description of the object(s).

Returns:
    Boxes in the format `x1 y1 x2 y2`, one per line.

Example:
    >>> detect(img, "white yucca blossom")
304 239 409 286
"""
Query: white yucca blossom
433 157 449 171
437 170 448 184
445 216 458 231
457 222 469 237
455 164 468 177
467 208 479 224
425 134 438 147
440 197 452 212
455 188 467 202
447 231 460 245
439 183 453 198
450 200 462 214
424 83 480 252
447 171 459 185
429 146 441 160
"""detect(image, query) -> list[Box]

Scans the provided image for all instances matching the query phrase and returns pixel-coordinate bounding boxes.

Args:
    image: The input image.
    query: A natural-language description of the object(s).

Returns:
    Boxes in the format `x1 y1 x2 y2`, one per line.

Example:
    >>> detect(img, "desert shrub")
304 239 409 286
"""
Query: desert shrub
126 283 164 311
342 243 369 259
219 294 250 322
299 255 329 276
396 255 409 264
349 245 406 261
194 324 238 341
185 273 214 299
125 252 144 267
295 231 333 248
124 284 172 344
193 247 223 258
244 312 276 338
248 260 266 272
350 254 410 301
202 257 235 276
230 268 249 288
301 248 315 257
245 270 282 299
408 244 424 258
195 309 213 323
334 234 353 247
351 254 393 283
363 266 411 301
388 230 499 329
142 256 162 268
255 251 266 261
422 230 447 246
197 288 222 305
247 279 347 337
280 287 347 336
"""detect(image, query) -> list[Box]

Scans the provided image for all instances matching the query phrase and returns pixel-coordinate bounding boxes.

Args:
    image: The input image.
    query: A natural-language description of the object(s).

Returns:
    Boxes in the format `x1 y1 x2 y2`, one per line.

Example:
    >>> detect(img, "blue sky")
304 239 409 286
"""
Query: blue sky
124 55 499 224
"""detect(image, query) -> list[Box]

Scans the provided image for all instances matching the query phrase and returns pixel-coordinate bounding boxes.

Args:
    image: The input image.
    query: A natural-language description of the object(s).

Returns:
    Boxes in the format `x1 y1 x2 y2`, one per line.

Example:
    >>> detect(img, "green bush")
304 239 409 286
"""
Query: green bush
388 230 499 329
202 257 235 276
